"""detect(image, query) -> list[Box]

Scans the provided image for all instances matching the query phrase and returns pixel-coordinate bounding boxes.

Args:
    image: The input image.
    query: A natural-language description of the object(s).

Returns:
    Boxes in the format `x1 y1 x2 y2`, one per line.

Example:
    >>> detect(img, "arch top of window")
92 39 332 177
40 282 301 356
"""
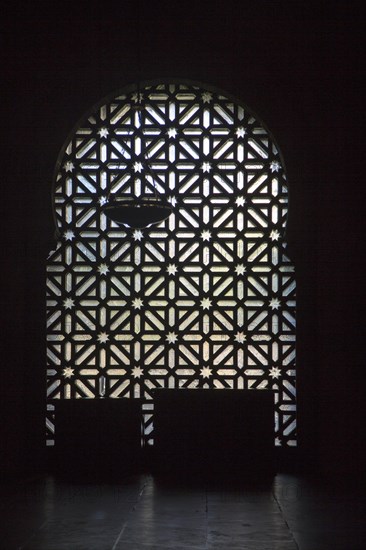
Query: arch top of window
52 80 289 238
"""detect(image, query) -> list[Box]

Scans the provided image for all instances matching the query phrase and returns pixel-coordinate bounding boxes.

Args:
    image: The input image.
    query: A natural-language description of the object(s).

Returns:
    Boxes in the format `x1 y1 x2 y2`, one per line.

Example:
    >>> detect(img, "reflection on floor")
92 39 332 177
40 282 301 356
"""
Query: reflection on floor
0 473 364 549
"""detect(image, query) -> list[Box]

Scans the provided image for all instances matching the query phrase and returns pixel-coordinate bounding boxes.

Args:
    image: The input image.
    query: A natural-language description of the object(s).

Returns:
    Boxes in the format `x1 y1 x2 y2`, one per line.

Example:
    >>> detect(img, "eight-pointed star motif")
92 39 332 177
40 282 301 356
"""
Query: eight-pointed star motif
63 298 75 310
63 161 74 172
133 229 143 241
235 196 245 207
64 229 75 241
167 128 177 138
97 332 109 344
200 366 212 378
200 297 212 310
200 230 211 241
63 367 74 378
201 91 213 103
133 161 143 173
132 298 143 310
235 264 246 275
167 263 178 275
168 195 177 207
235 332 247 343
269 366 281 379
98 127 109 138
98 263 109 275
201 162 212 173
166 332 178 344
270 160 281 172
99 195 108 206
270 298 281 310
270 230 280 241
132 366 143 378
236 127 246 138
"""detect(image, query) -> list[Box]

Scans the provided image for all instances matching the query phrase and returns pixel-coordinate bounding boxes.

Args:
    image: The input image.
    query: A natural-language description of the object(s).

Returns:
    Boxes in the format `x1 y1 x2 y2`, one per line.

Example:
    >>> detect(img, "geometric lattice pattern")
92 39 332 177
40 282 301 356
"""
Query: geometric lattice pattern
46 82 296 447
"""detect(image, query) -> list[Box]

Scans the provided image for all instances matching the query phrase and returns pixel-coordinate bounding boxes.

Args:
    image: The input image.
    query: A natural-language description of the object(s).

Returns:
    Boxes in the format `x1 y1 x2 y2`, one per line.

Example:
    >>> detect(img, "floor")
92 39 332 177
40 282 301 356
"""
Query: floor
0 472 364 549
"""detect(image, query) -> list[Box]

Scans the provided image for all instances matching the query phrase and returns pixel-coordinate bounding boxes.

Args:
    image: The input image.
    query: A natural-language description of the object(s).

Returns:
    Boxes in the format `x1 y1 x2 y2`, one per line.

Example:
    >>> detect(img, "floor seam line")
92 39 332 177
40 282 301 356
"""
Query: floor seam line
111 474 150 550
271 486 300 550
17 519 48 550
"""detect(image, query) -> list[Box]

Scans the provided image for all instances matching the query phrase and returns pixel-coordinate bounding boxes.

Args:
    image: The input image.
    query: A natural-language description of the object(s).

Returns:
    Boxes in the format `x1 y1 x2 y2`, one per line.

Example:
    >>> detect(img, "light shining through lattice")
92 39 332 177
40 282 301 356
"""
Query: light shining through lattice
46 83 296 447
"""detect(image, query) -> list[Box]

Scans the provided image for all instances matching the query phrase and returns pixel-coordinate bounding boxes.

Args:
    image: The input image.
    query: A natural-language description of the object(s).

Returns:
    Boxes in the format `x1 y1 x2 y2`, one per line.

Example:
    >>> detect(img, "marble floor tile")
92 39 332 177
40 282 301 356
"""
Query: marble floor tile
1 472 365 550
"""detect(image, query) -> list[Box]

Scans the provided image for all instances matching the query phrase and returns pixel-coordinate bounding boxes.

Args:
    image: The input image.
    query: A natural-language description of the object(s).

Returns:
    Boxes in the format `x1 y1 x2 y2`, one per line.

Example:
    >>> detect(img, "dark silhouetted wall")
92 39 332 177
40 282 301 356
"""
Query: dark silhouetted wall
1 1 363 479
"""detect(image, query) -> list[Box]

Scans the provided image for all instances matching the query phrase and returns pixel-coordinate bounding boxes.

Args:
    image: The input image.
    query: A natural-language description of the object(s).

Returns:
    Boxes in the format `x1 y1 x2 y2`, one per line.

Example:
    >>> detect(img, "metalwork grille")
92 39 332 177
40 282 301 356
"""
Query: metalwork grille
46 82 296 447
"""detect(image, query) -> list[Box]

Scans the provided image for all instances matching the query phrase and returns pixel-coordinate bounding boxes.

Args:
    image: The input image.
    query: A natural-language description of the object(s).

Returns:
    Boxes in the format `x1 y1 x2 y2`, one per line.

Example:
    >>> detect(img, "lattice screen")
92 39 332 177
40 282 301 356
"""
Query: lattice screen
46 82 296 447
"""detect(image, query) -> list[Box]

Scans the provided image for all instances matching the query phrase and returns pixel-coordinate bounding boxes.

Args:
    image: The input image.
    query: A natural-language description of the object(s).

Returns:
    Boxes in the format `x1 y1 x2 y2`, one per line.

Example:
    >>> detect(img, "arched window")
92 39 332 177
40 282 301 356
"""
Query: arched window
46 82 296 447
